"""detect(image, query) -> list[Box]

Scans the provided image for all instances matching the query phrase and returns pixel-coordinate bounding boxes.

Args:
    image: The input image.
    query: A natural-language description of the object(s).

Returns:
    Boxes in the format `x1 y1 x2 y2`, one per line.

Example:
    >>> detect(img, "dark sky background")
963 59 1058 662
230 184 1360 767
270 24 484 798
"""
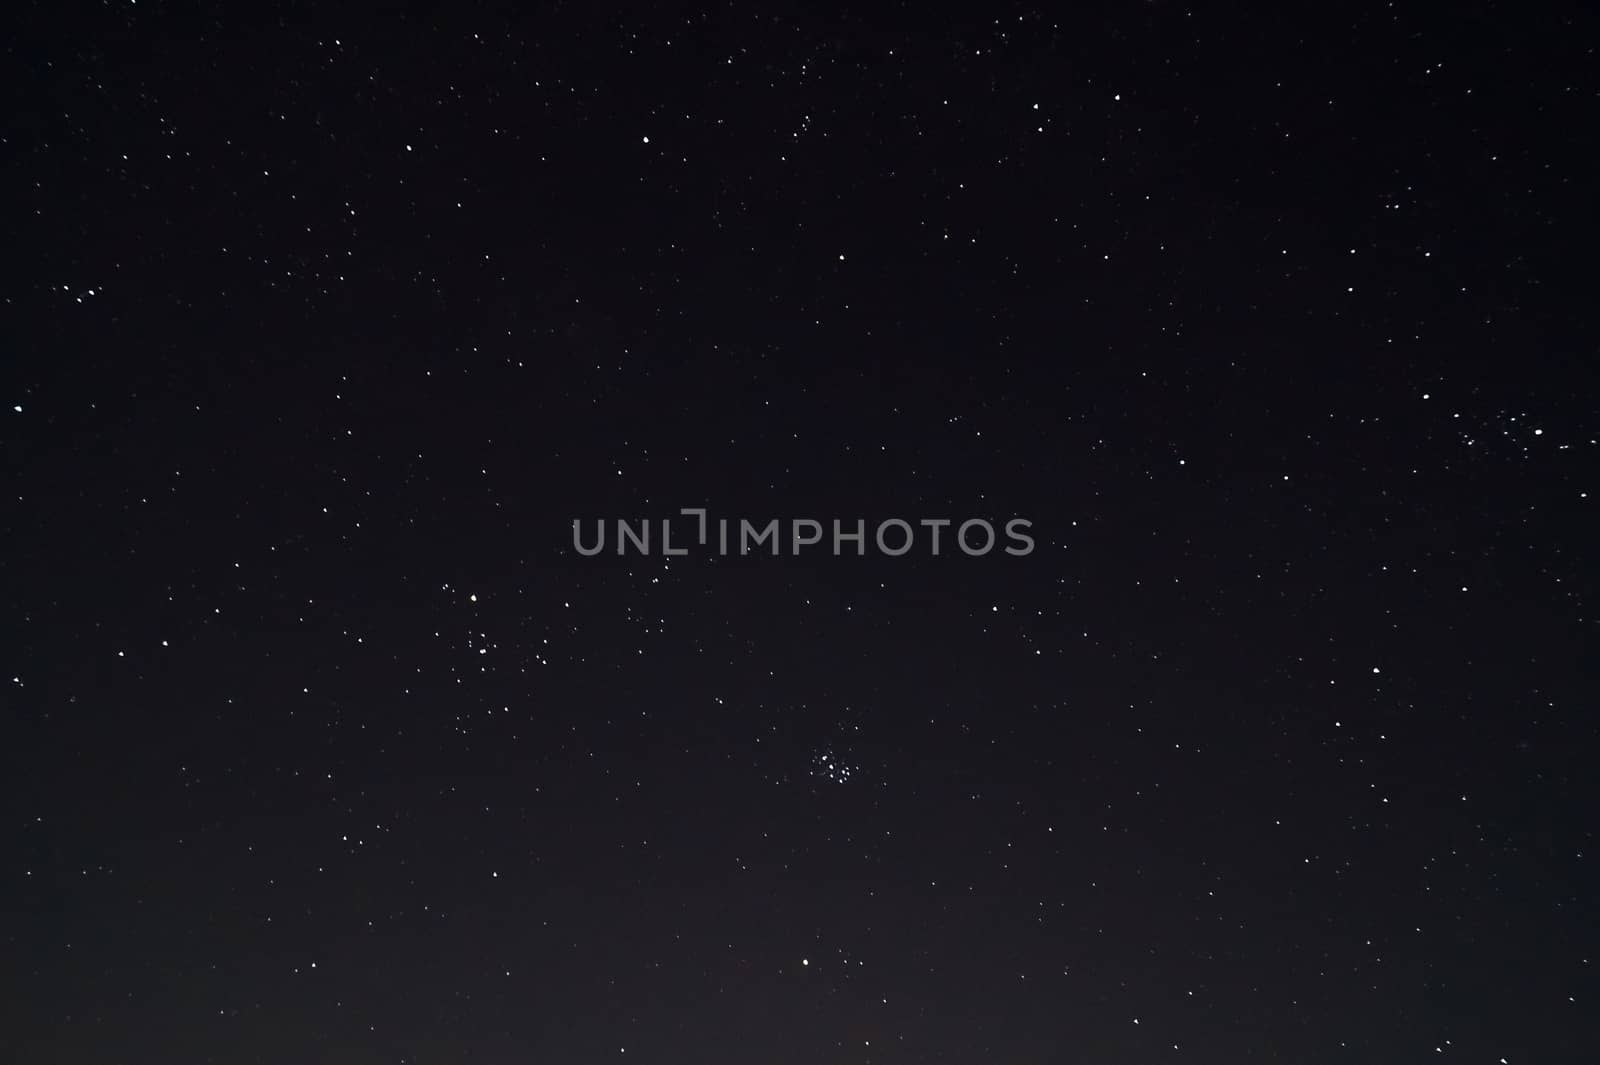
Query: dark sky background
4 2 1598 1062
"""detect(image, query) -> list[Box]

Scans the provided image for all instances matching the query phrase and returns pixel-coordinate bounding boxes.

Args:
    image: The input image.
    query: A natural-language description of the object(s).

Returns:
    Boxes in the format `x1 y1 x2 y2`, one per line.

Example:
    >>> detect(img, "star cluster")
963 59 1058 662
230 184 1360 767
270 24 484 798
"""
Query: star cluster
3 3 1598 1063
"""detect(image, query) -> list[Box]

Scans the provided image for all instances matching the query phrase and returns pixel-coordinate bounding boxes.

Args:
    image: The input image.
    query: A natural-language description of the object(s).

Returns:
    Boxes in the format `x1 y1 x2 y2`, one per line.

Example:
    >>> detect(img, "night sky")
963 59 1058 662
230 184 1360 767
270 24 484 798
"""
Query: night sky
4 2 1599 1062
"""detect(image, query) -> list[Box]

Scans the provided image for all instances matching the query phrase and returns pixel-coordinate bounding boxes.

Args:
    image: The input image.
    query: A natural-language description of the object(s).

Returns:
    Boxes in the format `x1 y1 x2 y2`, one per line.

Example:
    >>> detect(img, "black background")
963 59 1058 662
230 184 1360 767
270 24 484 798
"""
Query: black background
4 1 1597 1062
